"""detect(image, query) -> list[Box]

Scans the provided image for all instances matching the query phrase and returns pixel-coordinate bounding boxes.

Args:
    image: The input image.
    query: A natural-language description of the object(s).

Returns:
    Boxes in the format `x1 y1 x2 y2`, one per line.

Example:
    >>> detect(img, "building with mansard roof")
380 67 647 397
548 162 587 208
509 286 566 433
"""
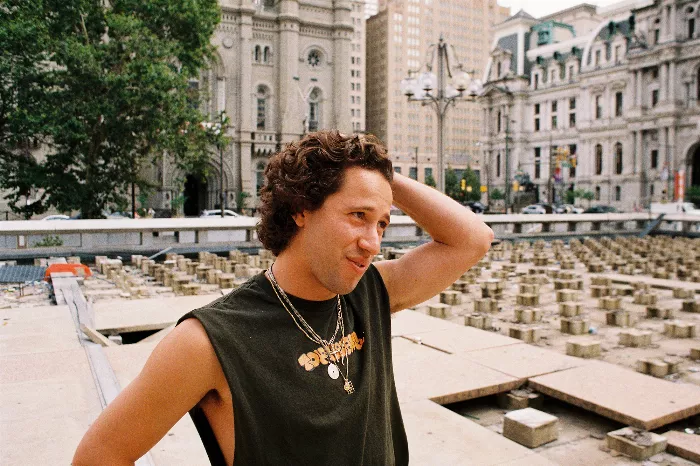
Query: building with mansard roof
149 0 366 216
479 0 700 212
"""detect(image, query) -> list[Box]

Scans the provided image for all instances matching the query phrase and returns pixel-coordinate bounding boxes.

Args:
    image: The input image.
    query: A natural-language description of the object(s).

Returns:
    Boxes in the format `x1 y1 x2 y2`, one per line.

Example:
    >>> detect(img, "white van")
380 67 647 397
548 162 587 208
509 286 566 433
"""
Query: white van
650 202 700 216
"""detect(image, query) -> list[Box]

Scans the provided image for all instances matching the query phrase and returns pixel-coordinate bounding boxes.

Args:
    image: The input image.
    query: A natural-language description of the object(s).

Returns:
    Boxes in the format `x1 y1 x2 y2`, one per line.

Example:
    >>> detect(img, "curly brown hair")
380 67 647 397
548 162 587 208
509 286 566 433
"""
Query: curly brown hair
257 130 393 255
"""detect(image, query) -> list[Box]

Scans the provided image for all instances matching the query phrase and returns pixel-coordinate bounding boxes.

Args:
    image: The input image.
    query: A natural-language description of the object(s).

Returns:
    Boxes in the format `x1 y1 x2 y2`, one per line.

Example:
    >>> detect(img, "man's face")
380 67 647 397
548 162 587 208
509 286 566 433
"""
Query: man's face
294 166 392 297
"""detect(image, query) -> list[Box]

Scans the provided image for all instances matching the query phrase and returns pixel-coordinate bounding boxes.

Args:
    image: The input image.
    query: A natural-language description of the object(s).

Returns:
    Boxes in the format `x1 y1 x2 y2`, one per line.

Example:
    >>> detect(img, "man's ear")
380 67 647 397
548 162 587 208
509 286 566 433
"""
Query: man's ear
292 211 306 228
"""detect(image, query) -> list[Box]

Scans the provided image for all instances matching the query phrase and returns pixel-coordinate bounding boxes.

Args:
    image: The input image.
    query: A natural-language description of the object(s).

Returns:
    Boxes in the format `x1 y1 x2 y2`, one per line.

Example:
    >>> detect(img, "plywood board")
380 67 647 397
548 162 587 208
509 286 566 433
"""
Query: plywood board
402 400 558 466
663 431 700 464
461 344 590 381
529 361 700 430
392 338 521 404
0 305 80 356
390 309 461 337
401 326 522 354
94 294 220 333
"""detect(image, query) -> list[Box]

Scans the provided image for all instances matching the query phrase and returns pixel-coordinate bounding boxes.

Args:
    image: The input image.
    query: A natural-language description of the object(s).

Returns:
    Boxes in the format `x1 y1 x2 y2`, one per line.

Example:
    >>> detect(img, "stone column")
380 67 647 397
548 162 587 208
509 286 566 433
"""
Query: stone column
671 4 678 39
332 0 353 133
635 71 642 107
669 62 676 105
636 130 645 199
278 0 301 141
668 125 676 198
660 63 668 102
662 6 668 39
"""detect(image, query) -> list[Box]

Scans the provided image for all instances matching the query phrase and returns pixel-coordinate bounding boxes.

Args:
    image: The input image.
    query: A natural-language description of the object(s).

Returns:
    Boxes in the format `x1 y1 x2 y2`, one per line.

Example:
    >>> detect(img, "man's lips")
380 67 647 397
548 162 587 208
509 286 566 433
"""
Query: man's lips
347 257 369 270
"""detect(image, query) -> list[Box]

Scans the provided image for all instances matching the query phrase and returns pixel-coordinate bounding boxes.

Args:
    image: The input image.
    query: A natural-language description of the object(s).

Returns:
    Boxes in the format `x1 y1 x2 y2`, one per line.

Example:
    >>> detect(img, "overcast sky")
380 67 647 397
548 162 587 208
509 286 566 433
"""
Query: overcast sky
497 0 620 18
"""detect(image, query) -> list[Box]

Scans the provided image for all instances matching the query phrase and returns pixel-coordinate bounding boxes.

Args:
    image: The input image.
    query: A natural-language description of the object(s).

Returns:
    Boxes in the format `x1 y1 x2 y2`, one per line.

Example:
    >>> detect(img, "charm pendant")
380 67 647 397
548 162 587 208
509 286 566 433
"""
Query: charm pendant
344 380 354 394
328 363 340 380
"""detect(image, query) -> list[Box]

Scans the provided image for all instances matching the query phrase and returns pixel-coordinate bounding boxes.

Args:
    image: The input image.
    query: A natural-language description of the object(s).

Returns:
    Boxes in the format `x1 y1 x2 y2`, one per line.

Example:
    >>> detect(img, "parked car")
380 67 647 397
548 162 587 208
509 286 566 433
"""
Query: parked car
583 205 618 214
555 204 583 214
521 204 546 214
200 209 241 218
41 214 71 221
535 202 555 214
466 201 486 214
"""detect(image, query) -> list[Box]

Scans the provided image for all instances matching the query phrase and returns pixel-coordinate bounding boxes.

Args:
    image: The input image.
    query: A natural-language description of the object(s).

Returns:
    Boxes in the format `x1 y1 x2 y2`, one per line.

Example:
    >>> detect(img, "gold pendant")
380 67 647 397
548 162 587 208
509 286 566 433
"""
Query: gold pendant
344 379 354 394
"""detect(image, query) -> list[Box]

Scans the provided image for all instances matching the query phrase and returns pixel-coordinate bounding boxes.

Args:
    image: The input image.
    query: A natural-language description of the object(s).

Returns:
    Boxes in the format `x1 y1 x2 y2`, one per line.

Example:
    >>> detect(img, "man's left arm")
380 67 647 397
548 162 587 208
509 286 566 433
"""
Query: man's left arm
374 173 494 313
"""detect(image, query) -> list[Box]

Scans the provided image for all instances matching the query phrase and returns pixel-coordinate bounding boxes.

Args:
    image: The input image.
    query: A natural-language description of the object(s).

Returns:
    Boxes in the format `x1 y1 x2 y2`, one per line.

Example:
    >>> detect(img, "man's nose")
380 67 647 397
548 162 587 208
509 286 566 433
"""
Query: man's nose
358 227 381 256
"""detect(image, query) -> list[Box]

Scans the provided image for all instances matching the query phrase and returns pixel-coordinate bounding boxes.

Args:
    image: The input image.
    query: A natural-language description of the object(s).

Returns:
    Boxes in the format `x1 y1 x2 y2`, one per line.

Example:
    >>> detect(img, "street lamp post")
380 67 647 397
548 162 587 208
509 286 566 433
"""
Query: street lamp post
401 35 482 193
201 111 230 218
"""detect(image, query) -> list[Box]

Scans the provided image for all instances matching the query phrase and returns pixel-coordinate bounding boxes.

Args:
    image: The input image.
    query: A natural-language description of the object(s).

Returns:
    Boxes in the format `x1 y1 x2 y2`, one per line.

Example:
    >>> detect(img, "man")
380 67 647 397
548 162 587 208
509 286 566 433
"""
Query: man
73 130 494 465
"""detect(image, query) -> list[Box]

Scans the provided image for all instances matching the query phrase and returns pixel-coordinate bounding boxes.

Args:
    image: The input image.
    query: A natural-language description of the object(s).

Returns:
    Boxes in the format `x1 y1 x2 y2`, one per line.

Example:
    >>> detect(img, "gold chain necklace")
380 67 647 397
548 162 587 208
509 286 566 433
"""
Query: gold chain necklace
265 267 354 394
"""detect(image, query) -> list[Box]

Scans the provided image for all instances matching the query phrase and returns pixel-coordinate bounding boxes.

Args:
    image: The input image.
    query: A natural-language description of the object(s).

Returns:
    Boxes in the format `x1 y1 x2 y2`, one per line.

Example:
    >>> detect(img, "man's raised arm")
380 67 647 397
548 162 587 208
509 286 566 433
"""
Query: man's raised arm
374 172 494 313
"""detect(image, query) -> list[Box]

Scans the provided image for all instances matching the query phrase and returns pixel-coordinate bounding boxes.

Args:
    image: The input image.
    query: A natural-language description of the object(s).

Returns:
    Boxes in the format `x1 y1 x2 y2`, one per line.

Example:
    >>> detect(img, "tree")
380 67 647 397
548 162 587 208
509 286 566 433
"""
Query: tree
462 167 481 203
490 188 504 200
687 186 700 206
424 173 436 188
0 0 221 218
444 166 460 200
579 189 595 207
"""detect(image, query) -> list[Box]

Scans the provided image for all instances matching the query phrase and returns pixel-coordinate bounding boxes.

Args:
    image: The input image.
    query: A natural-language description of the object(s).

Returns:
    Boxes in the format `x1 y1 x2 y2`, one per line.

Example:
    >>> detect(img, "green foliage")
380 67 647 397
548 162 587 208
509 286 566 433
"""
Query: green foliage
462 167 481 203
444 166 460 200
235 191 251 214
490 188 504 200
687 186 700 205
565 190 576 204
424 174 436 188
34 235 63 247
0 0 221 218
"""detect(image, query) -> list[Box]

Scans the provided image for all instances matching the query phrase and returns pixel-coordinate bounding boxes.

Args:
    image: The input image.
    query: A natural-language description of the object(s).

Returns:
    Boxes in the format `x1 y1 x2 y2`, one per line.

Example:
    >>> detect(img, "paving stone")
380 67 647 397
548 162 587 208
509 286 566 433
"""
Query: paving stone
559 302 582 317
663 320 697 338
619 330 653 348
566 339 601 358
560 317 590 335
466 314 493 330
428 303 451 319
646 306 674 319
606 427 667 460
509 326 541 343
503 408 559 448
514 308 542 324
663 431 700 464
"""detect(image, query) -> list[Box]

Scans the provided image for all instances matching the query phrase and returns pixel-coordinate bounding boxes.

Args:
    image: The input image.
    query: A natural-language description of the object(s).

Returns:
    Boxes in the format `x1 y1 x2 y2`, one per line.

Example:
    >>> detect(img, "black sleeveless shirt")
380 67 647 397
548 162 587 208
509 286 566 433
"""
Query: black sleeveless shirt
177 264 408 466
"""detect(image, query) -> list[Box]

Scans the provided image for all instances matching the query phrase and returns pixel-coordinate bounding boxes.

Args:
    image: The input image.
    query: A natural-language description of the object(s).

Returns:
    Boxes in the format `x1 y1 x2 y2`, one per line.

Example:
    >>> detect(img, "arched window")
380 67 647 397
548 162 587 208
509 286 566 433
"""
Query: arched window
614 142 623 174
688 7 696 39
496 152 501 178
256 161 266 195
653 19 661 44
697 67 700 102
595 144 603 175
308 87 321 132
595 186 601 200
615 185 621 201
256 85 268 130
263 46 270 63
254 45 261 62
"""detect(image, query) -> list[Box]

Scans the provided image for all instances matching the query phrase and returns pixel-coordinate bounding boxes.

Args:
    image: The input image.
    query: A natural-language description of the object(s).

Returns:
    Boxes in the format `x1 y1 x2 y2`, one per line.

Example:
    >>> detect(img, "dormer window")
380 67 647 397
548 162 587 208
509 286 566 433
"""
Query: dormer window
687 7 696 39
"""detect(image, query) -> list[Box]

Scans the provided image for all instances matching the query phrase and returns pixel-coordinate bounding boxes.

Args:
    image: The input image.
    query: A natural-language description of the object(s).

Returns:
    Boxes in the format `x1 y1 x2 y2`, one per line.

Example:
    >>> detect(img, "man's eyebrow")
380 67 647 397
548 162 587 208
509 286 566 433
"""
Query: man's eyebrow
350 205 391 223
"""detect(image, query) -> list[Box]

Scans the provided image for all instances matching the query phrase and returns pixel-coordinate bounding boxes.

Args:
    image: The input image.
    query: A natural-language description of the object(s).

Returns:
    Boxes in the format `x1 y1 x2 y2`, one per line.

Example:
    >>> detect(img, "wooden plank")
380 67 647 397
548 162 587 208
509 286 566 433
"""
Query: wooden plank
80 324 116 347
390 309 461 337
392 338 521 404
402 400 558 466
529 361 700 430
663 431 700 464
401 326 522 354
461 344 590 380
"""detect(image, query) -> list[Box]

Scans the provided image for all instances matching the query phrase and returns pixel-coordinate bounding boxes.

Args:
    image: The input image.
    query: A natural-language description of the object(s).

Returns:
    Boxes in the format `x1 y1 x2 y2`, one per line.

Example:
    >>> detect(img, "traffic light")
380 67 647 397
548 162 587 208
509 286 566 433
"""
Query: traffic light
461 179 466 191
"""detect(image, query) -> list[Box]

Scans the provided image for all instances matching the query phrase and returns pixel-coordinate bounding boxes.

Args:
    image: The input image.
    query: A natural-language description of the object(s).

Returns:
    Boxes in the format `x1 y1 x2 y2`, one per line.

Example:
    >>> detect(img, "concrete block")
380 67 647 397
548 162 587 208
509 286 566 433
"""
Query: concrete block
196 265 213 280
590 285 611 298
636 358 674 378
565 340 601 358
674 288 695 299
474 298 499 314
591 276 612 287
560 259 575 269
560 318 589 335
218 273 236 289
633 292 658 305
519 284 540 295
559 302 582 317
466 314 493 330
605 427 667 460
556 289 579 303
503 408 559 448
663 431 700 464
206 268 223 285
664 320 697 338
516 293 540 306
514 308 543 324
451 280 470 293
509 326 541 343
681 300 700 313
599 296 622 311
428 303 451 318
497 390 543 410
605 310 631 327
690 347 700 361
186 261 199 275
440 290 463 305
619 330 652 348
613 285 635 296
646 306 674 319
181 283 201 296
588 262 605 273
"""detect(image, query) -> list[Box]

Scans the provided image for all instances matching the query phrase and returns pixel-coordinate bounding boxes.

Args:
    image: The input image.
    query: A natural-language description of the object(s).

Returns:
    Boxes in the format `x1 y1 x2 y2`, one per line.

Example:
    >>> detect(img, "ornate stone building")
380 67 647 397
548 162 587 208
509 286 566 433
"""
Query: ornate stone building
154 0 364 215
480 0 700 211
